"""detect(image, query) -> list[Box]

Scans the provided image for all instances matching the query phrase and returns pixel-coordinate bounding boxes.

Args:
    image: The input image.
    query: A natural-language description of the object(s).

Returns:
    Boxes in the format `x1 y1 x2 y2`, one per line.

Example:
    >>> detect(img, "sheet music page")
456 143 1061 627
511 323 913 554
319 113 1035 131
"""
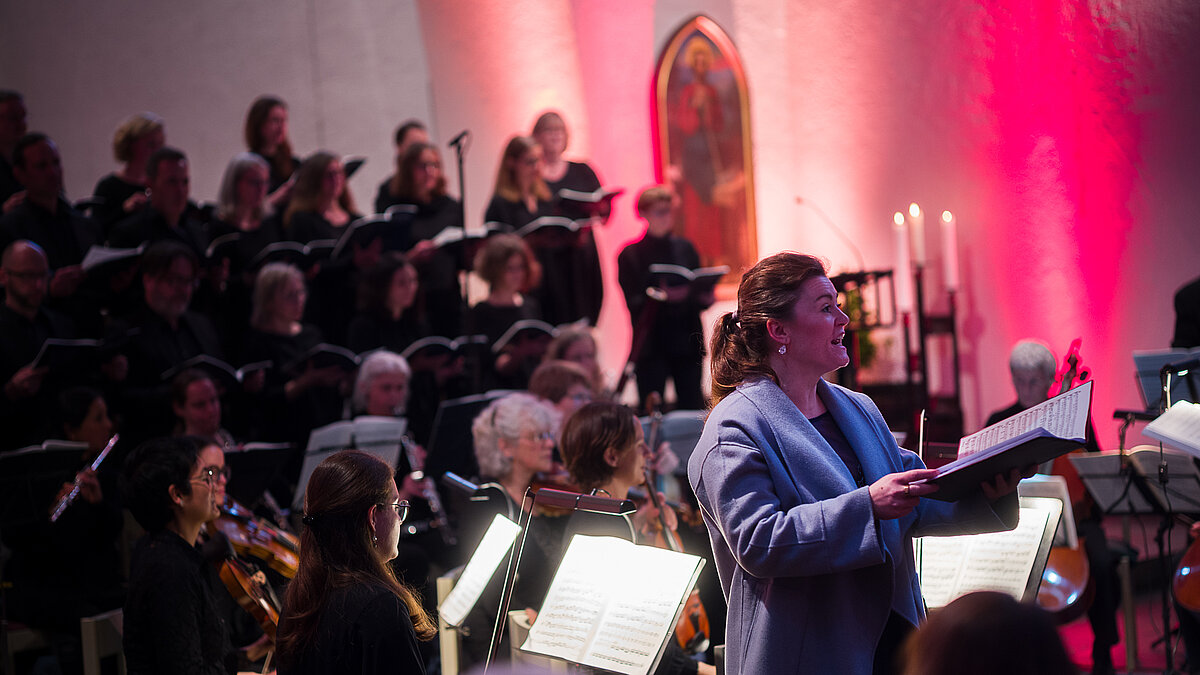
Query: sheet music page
1145 401 1200 459
918 506 1051 608
523 535 703 675
914 536 967 608
437 515 521 627
958 381 1092 458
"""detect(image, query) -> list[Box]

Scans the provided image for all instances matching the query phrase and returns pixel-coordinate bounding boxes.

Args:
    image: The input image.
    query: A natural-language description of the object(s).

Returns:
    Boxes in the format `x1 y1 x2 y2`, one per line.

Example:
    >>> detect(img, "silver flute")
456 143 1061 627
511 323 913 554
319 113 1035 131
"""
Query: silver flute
50 434 119 523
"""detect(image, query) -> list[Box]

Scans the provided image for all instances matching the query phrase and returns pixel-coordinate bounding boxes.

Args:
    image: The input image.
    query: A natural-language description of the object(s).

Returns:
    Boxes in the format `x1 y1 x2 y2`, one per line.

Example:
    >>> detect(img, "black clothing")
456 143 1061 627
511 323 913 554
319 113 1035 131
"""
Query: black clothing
345 311 426 356
483 194 553 231
545 161 605 325
810 411 866 487
617 233 710 409
108 205 211 259
1174 276 1200 349
0 154 19 204
277 583 425 675
250 151 299 195
285 210 361 245
466 298 543 390
113 305 224 445
124 530 235 675
242 324 343 446
0 197 102 270
0 304 79 450
203 216 285 357
393 195 466 338
91 173 144 233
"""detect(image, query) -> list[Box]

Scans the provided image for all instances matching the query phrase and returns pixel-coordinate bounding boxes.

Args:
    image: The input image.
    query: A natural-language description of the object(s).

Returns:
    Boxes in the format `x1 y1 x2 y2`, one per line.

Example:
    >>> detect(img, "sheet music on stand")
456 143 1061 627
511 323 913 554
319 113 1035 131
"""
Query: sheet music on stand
520 534 705 675
1070 446 1200 517
438 514 522 628
293 416 407 510
916 496 1062 609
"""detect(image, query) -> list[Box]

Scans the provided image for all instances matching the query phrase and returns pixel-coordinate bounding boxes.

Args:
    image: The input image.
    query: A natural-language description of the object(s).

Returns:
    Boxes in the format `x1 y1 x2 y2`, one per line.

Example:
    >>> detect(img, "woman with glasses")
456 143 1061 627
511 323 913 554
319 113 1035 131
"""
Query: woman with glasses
276 449 435 675
122 435 249 674
455 392 563 667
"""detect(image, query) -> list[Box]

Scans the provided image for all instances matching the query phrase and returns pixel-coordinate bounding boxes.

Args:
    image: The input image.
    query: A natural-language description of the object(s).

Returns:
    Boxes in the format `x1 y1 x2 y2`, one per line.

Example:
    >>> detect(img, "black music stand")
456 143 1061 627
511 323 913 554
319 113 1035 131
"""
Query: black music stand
425 390 512 483
224 443 293 509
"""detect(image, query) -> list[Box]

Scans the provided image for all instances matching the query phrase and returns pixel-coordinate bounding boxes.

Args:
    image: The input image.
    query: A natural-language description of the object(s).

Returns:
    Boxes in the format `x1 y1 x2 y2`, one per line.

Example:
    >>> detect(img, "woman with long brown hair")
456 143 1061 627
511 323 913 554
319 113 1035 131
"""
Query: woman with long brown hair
282 151 362 244
244 96 298 207
276 449 435 674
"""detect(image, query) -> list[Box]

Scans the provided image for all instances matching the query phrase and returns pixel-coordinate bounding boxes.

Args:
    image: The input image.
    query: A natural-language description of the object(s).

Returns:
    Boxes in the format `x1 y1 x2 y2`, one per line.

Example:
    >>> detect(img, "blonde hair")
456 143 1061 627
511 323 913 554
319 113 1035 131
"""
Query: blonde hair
493 136 550 203
112 112 164 163
250 262 304 330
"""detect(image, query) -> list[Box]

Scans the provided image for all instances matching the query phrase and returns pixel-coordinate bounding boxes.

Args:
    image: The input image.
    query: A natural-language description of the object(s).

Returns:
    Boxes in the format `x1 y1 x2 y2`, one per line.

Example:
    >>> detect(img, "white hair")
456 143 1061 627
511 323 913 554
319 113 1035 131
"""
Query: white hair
352 350 411 413
472 392 558 480
1009 340 1056 378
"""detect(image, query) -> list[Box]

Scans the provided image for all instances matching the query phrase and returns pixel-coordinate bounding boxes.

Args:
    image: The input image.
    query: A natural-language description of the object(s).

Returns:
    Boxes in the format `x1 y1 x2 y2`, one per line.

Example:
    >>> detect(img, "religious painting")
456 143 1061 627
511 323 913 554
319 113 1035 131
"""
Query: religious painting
653 15 757 275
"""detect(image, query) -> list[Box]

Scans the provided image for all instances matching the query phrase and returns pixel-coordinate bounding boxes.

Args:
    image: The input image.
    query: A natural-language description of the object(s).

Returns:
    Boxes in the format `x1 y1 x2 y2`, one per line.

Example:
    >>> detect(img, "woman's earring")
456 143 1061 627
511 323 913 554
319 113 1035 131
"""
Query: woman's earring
372 532 378 545
778 344 787 355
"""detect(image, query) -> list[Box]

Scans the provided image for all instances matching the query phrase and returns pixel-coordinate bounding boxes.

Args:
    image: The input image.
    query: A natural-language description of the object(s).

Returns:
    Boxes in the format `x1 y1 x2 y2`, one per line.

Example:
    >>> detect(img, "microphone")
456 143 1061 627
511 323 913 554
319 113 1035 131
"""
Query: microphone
1161 358 1200 375
535 488 636 515
448 130 470 148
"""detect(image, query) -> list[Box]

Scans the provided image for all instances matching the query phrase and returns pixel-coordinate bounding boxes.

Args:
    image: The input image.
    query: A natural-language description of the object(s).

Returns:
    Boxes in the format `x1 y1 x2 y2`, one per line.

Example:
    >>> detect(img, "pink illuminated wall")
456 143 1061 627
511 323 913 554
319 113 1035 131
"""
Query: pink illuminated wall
4 0 1199 448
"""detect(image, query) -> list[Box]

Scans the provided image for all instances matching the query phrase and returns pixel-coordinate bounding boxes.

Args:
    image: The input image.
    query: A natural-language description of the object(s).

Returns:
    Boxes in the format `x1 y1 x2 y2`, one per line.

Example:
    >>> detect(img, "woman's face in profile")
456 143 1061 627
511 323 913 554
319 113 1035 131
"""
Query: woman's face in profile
778 276 850 375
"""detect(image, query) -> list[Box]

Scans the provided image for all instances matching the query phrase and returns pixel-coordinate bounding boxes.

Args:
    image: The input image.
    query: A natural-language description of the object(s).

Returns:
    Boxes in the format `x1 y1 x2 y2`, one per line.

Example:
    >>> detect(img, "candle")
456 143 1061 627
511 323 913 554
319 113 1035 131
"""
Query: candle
941 210 959 291
907 202 926 266
893 211 913 314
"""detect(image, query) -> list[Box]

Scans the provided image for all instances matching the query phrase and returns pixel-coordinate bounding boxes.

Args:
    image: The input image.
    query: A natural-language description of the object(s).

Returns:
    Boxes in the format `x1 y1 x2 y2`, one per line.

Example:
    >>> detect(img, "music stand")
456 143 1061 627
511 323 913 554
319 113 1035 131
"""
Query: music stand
1072 445 1200 673
292 417 407 510
224 443 293 508
425 390 512 483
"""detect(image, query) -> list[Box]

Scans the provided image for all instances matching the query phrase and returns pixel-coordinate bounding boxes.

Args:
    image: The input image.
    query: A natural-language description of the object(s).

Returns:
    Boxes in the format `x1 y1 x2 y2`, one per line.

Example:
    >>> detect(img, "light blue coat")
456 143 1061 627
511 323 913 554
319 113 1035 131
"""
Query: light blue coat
688 378 1018 675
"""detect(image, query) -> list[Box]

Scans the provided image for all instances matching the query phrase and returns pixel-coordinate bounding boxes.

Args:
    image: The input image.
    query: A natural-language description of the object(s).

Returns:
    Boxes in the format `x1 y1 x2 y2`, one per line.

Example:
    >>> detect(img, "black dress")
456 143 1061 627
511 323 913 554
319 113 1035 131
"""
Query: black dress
277 583 425 675
545 161 605 325
92 173 145 233
286 210 361 245
124 530 235 675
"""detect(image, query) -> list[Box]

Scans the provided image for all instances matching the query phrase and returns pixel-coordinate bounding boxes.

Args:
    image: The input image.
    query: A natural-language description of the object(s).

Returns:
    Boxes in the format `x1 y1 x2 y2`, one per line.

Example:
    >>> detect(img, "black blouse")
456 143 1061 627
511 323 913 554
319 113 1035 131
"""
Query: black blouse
123 530 234 675
277 583 425 675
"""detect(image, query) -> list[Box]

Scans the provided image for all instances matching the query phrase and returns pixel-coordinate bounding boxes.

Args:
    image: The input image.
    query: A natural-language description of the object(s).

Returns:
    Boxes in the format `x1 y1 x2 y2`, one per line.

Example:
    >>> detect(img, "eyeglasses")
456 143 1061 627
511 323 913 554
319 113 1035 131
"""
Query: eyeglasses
190 465 231 488
381 501 410 523
521 431 555 443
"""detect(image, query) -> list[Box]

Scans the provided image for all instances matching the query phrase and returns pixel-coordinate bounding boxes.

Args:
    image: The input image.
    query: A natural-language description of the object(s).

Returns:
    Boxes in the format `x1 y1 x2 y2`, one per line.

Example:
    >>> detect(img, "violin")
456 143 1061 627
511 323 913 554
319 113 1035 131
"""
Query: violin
641 393 711 654
216 554 282 642
213 497 300 579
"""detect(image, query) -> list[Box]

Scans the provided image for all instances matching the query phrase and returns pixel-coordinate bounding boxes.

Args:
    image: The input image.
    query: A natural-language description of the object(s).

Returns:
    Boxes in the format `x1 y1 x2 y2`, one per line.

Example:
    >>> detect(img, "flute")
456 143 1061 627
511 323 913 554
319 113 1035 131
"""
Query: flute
50 434 119 523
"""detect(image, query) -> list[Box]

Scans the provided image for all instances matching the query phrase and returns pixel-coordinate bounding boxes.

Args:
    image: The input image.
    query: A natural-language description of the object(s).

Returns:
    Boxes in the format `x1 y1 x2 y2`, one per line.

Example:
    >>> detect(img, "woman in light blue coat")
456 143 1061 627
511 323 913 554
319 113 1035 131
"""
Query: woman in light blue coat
688 252 1024 675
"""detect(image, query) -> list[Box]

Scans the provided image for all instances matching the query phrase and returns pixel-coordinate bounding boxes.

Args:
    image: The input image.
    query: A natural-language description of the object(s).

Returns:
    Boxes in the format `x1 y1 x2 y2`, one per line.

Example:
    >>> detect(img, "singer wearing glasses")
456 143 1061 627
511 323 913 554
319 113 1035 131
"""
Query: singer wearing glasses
276 449 435 675
123 435 242 674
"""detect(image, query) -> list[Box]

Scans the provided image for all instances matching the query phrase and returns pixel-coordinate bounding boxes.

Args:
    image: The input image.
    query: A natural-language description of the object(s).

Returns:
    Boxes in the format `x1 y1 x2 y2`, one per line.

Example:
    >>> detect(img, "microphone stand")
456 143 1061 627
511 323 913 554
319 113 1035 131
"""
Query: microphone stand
482 487 635 673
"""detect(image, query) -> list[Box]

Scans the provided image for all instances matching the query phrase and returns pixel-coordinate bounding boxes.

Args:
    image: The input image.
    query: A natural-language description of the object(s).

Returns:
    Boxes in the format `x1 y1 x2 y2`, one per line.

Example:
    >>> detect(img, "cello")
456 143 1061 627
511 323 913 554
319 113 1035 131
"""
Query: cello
1035 338 1094 622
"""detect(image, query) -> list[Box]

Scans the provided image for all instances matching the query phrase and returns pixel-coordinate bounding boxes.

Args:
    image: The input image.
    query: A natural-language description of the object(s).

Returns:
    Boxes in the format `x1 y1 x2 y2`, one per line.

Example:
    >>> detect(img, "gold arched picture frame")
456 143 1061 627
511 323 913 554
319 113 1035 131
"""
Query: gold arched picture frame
653 15 757 277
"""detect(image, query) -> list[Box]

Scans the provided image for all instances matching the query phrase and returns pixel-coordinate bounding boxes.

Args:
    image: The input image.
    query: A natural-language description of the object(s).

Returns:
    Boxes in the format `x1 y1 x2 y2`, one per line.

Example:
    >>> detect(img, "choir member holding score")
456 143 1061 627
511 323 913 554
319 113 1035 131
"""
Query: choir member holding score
282 151 362 244
91 112 164 231
687 251 1027 675
244 96 299 208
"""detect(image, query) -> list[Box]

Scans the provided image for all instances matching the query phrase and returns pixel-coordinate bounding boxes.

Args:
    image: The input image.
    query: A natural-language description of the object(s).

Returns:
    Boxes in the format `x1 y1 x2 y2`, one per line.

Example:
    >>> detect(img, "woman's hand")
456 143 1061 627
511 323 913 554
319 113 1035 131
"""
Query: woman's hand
980 465 1034 501
869 468 940 519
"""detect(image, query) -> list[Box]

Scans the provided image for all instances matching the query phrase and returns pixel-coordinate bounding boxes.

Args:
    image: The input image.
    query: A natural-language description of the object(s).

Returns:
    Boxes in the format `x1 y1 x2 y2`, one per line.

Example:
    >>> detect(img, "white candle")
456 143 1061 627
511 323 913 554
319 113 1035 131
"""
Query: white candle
907 202 926 266
893 211 913 314
941 210 959 291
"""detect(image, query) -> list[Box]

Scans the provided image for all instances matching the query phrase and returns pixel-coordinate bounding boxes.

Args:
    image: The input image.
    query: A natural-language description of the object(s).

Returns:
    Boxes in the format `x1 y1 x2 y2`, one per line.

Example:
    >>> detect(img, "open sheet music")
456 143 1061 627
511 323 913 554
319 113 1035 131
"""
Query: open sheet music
438 514 521 628
924 381 1092 501
521 535 704 675
917 497 1061 608
1145 401 1200 459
